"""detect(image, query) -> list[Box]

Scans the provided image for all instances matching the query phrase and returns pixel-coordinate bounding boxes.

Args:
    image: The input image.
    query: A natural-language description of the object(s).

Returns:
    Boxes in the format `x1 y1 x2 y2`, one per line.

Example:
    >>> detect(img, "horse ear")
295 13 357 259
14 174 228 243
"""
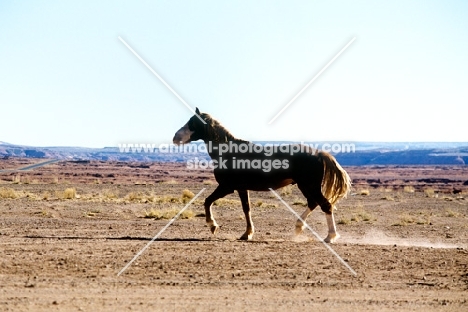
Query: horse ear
195 107 201 115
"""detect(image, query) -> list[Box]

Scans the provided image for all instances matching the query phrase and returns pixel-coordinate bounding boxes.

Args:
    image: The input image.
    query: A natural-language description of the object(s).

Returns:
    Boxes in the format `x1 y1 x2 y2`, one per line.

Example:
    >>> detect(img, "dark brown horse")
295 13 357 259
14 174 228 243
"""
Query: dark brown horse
173 108 351 243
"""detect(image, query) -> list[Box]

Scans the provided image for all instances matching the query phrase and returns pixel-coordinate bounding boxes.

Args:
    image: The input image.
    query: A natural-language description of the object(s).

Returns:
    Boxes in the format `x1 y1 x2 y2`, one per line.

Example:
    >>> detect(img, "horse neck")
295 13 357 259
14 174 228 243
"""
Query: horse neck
202 128 248 159
200 119 252 158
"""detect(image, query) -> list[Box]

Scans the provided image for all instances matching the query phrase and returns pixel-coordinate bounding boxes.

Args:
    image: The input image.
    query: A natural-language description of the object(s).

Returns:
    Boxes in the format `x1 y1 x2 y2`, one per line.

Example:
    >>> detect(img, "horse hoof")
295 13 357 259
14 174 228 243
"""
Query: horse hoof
324 233 340 244
295 225 304 235
239 233 253 241
210 225 219 235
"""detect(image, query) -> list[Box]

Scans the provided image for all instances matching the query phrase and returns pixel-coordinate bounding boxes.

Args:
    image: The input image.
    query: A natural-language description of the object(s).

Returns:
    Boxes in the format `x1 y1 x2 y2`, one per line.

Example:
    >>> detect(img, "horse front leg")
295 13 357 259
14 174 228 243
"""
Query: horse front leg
204 185 233 236
238 190 254 240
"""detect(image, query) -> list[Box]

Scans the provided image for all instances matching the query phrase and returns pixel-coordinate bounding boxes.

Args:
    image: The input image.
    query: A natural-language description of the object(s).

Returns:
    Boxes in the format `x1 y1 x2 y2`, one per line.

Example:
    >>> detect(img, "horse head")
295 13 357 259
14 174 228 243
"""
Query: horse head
173 107 208 145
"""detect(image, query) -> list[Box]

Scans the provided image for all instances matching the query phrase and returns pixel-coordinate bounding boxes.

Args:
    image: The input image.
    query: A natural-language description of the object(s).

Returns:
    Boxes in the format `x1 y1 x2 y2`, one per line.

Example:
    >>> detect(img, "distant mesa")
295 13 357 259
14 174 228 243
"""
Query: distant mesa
24 150 46 158
0 141 467 166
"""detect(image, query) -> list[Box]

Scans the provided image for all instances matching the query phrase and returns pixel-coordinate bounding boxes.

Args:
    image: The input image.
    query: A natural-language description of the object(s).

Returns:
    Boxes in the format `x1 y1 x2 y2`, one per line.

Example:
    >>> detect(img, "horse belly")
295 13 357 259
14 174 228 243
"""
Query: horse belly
215 170 294 191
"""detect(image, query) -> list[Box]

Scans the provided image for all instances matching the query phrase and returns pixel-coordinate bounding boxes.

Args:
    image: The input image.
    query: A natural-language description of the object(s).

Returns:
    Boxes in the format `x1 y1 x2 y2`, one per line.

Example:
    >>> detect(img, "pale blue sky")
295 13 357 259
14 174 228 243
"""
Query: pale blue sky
1 0 467 147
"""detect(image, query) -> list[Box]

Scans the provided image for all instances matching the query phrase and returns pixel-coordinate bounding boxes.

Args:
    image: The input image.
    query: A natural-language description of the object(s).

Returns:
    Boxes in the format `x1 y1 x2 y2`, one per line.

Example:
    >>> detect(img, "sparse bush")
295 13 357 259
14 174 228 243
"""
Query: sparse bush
416 216 431 225
403 186 415 193
292 199 307 207
144 208 162 219
182 189 195 199
280 185 293 196
213 198 240 207
12 175 21 184
144 208 195 220
337 218 350 225
0 187 19 199
63 188 76 199
126 192 144 201
445 208 459 218
393 213 414 226
161 179 178 185
359 189 370 196
42 191 51 200
350 215 359 222
87 207 102 216
424 188 436 198
102 189 118 199
358 210 373 221
155 195 180 204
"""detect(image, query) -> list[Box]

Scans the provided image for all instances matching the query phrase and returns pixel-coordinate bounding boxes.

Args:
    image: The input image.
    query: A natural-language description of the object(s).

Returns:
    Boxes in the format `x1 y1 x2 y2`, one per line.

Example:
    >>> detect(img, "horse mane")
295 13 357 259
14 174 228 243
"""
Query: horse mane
202 114 249 144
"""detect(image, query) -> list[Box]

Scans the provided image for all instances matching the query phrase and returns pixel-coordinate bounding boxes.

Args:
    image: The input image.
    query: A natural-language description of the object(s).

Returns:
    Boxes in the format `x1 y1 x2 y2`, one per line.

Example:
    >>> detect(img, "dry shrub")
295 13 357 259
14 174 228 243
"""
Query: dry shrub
103 189 119 199
126 192 144 201
182 189 195 199
144 208 195 220
125 192 158 203
21 176 32 184
381 195 394 201
0 187 19 199
424 188 436 198
42 191 51 200
358 210 373 221
155 195 180 204
350 215 359 222
337 218 350 225
63 188 76 199
12 175 21 184
359 189 370 196
161 179 178 185
393 213 414 226
403 186 415 193
344 204 373 223
445 208 459 218
280 185 293 196
213 198 240 207
292 199 307 207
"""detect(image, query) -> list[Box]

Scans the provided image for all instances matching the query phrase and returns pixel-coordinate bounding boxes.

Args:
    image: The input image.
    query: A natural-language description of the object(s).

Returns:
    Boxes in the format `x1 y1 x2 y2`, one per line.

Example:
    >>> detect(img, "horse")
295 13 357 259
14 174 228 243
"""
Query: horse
173 108 351 243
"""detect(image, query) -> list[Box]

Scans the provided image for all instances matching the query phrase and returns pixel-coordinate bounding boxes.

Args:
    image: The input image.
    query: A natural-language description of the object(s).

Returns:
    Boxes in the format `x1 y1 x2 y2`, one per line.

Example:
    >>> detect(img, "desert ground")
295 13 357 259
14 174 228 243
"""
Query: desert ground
1 159 467 311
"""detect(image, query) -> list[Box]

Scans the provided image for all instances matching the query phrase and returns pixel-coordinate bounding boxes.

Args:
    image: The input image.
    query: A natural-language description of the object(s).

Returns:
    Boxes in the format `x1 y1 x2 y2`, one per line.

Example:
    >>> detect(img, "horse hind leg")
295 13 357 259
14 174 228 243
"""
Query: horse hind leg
238 190 254 240
315 193 340 243
295 202 318 235
296 183 340 243
324 212 340 244
295 184 318 235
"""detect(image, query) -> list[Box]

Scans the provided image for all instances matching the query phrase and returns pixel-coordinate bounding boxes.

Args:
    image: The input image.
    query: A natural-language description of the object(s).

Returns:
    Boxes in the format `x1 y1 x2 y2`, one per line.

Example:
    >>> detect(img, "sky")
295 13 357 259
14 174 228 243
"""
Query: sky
1 0 467 148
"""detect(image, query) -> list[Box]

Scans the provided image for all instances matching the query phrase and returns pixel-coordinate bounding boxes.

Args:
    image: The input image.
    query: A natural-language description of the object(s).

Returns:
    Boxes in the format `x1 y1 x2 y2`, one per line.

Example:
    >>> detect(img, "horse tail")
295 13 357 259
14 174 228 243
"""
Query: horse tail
317 151 351 205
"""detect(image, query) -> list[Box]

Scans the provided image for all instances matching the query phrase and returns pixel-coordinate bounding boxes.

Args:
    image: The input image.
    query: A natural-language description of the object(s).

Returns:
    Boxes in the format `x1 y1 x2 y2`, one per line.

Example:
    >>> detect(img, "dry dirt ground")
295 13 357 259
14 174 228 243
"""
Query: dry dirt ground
1 159 468 311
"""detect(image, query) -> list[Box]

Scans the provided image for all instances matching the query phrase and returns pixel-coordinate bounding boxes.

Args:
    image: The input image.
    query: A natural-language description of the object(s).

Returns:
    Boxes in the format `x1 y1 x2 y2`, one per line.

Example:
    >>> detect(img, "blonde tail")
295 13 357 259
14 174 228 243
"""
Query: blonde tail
318 151 351 205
